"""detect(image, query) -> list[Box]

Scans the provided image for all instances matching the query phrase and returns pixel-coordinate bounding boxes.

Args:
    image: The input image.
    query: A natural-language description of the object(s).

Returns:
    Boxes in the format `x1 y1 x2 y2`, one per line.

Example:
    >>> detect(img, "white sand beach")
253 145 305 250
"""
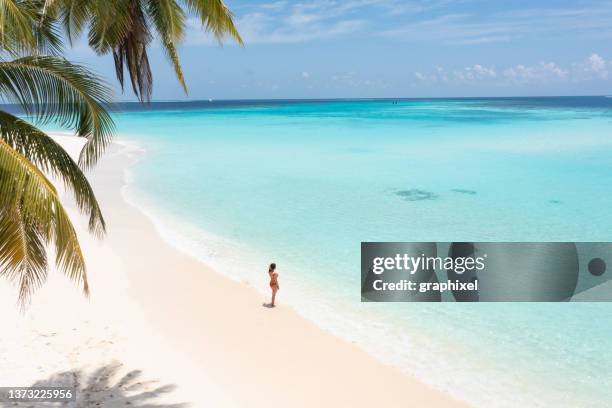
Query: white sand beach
0 135 470 408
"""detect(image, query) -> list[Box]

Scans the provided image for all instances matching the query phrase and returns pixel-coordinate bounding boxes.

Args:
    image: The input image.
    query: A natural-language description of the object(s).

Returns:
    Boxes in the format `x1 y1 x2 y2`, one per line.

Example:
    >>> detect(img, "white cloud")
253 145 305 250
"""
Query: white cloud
188 0 384 45
586 53 608 78
330 71 390 89
589 53 606 70
449 35 514 45
502 62 568 83
186 0 371 45
259 1 288 11
286 10 322 26
409 54 612 87
453 64 497 81
302 71 310 79
414 70 443 83
472 64 496 78
414 72 426 81
379 3 612 45
230 16 367 44
188 1 612 48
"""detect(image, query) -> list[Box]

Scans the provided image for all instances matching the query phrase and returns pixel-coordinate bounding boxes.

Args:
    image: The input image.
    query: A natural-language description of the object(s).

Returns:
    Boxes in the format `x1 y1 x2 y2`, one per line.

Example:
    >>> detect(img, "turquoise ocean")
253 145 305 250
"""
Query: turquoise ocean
96 98 612 407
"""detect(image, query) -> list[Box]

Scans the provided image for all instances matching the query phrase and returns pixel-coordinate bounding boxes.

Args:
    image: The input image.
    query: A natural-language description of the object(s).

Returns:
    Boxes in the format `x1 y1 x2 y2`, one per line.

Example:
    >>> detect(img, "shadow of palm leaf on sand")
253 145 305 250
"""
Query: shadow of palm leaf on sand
2 362 187 407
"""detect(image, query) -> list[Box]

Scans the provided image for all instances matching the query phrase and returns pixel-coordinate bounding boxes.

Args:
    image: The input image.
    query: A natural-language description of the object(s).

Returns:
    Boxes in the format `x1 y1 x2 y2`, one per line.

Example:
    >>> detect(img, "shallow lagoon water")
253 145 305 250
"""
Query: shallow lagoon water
109 98 611 407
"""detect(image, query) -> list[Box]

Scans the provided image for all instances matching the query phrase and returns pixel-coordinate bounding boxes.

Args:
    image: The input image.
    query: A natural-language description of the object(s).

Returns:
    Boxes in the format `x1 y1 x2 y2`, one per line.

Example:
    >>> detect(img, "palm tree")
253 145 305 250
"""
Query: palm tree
43 0 243 101
1 0 241 306
0 1 115 306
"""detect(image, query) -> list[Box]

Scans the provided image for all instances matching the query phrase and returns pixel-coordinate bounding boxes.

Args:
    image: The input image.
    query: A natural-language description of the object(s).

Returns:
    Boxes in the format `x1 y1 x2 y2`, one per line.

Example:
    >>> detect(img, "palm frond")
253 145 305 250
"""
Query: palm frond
0 0 40 52
146 0 187 92
0 205 48 304
0 111 105 235
181 0 243 45
82 0 133 53
0 138 87 306
0 0 63 55
0 56 115 168
60 0 87 46
118 3 153 101
49 0 242 101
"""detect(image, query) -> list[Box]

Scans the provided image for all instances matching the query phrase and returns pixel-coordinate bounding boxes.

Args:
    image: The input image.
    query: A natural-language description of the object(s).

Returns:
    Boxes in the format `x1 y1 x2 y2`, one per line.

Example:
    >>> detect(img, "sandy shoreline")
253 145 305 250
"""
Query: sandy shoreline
0 136 469 407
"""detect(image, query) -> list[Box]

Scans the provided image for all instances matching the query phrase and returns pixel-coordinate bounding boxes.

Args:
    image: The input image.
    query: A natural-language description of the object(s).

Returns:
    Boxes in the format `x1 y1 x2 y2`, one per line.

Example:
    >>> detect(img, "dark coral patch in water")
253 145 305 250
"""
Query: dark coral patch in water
549 199 562 204
451 188 477 195
395 189 438 201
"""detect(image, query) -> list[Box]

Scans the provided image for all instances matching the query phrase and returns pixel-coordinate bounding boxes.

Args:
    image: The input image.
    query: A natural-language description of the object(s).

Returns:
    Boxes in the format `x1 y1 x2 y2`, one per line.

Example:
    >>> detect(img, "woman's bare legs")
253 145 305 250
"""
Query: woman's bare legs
271 287 278 306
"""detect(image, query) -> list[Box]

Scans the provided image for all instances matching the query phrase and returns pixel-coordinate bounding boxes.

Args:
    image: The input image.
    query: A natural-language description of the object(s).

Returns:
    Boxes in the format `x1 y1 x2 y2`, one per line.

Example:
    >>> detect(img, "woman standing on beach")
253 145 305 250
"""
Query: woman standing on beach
269 263 279 307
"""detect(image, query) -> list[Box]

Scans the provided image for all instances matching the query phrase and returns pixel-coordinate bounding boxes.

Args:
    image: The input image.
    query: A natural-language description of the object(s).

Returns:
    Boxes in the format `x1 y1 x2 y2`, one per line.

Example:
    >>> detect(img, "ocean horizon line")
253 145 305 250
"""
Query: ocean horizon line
1 94 610 107
113 94 609 102
4 95 612 116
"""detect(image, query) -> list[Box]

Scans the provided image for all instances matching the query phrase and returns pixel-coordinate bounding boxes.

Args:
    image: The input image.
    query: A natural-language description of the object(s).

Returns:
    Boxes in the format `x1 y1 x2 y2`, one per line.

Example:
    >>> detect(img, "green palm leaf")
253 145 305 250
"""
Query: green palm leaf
45 0 242 101
181 0 242 45
0 56 115 168
0 1 116 306
0 205 48 304
0 111 105 235
0 0 62 55
147 0 187 93
0 138 87 306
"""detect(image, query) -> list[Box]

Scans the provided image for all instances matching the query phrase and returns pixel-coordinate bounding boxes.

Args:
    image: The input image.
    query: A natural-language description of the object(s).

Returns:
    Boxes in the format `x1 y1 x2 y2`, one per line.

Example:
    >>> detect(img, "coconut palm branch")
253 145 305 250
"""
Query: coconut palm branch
43 0 243 101
0 0 62 55
0 138 87 305
0 17 114 304
0 55 115 168
0 111 105 235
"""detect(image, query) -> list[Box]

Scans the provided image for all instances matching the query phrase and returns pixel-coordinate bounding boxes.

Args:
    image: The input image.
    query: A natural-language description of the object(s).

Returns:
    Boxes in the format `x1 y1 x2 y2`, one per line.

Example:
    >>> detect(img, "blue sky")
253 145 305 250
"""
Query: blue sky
68 0 612 100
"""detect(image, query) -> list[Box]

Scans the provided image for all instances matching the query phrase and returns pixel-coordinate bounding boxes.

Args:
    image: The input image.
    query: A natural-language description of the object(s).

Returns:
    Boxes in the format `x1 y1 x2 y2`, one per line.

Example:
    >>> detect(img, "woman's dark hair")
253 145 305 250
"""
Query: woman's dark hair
269 263 276 271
